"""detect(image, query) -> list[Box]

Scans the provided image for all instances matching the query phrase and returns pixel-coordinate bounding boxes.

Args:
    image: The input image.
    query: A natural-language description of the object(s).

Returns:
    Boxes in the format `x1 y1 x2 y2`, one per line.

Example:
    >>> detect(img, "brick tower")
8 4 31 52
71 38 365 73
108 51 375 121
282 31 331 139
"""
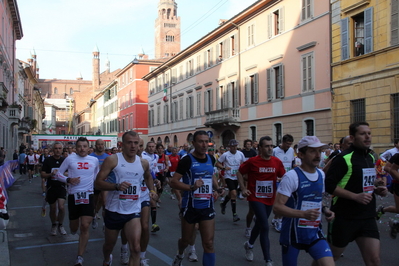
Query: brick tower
154 0 181 59
92 45 100 92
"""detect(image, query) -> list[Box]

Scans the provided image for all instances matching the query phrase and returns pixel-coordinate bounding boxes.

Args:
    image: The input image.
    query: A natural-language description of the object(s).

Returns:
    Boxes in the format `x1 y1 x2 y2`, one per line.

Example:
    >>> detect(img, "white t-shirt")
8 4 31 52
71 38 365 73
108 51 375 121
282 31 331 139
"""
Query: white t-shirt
273 146 295 172
217 150 245 180
56 153 99 194
142 151 159 174
277 167 325 197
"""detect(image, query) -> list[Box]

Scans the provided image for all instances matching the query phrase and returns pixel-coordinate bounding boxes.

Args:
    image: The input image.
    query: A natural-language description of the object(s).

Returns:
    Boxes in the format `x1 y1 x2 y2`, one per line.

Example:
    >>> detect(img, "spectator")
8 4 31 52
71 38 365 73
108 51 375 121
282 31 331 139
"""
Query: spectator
18 149 27 175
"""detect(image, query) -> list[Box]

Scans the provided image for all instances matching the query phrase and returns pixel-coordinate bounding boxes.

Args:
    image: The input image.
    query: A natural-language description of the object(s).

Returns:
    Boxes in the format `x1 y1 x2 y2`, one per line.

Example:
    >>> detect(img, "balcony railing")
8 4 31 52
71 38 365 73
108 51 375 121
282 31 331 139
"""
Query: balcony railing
204 107 241 128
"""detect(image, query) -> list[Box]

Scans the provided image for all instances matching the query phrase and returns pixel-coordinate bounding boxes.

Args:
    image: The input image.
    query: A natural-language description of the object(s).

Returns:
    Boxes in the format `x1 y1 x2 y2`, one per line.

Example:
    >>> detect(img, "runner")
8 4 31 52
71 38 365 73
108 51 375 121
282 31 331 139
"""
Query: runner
170 130 223 266
325 122 387 265
95 131 157 266
272 134 295 232
274 136 335 266
238 136 285 265
55 137 100 266
216 139 246 222
39 148 51 196
155 143 170 207
25 148 39 183
169 147 181 202
41 142 67 236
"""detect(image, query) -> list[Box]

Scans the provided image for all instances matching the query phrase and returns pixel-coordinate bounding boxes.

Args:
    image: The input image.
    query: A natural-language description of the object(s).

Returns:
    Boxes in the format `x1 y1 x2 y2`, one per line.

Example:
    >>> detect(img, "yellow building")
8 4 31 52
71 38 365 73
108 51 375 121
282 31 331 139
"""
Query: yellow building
331 0 399 153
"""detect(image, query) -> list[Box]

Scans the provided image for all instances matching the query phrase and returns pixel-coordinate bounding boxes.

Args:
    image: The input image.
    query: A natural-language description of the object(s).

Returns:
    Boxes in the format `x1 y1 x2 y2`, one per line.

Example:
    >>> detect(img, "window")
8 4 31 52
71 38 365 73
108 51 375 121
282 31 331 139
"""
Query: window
274 123 282 146
172 101 178 121
268 7 284 38
351 98 366 123
196 55 201 72
54 87 58 94
157 106 161 125
179 65 183 81
70 88 73 95
186 60 194 77
392 0 399 45
231 81 240 108
166 35 175 42
179 98 183 120
301 52 314 92
250 126 257 141
301 0 313 21
217 85 227 110
164 104 169 124
392 93 399 140
231 34 237 56
247 24 255 46
204 48 213 69
267 64 285 100
129 90 132 106
196 92 201 116
245 74 259 105
130 114 133 130
341 7 373 60
186 97 194 118
204 89 213 113
148 109 154 127
304 119 314 136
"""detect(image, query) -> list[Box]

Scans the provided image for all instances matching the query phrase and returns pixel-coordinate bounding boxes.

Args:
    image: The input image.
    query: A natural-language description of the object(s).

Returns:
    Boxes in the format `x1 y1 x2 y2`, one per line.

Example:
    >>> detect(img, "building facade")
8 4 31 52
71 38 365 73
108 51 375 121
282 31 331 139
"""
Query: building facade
144 0 332 148
331 0 399 153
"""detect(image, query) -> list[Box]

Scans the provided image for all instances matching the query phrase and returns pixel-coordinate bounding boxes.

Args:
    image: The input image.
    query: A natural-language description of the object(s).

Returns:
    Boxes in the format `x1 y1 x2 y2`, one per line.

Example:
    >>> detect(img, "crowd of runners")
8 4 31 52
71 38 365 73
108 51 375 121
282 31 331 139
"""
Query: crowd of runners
19 121 399 266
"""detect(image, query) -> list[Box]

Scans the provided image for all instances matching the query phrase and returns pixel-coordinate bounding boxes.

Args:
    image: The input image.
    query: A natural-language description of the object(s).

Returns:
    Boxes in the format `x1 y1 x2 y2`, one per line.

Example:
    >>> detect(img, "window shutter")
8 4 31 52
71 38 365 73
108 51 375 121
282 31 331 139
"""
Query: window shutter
233 82 239 107
279 7 285 34
186 98 189 118
341 18 350 60
309 54 314 90
216 86 220 110
392 0 399 45
210 89 213 111
254 74 259 104
204 51 207 69
210 47 214 66
227 83 232 108
364 7 373 54
267 68 272 101
247 26 251 46
245 77 249 105
234 34 238 55
268 13 272 39
216 44 220 60
301 0 306 21
204 91 209 113
280 65 285 98
225 39 230 59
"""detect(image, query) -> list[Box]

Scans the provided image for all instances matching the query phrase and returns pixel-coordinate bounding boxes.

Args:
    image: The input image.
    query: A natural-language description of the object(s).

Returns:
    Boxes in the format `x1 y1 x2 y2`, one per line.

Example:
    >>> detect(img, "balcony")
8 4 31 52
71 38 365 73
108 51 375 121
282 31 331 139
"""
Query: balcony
7 107 21 125
204 108 241 129
18 118 31 135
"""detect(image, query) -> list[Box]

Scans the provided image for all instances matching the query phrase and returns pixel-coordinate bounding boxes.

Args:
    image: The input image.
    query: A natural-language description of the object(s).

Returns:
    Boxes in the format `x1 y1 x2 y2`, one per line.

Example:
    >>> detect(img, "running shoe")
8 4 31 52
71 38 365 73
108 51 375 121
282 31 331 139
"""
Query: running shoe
188 249 198 262
151 223 160 232
266 260 273 266
238 193 244 200
171 254 183 266
156 202 161 208
74 256 84 266
121 247 129 265
271 218 277 228
92 218 98 229
171 194 176 200
244 241 254 261
140 258 150 266
51 225 57 236
376 205 384 220
275 219 282 232
245 227 252 238
41 208 46 217
58 225 67 235
389 219 399 239
103 254 113 266
220 202 226 215
233 213 240 222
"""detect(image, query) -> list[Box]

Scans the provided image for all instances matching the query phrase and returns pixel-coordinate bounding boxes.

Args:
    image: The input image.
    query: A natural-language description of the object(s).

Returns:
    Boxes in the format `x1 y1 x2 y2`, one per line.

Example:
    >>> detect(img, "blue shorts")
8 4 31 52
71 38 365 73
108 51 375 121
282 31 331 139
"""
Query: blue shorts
282 239 332 266
141 200 150 208
104 209 140 230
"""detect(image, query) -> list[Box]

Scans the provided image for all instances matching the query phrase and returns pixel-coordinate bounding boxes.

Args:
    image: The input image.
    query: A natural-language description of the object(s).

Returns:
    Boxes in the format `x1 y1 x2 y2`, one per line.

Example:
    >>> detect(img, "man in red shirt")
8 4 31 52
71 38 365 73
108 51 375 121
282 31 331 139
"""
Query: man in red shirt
169 147 180 202
237 136 285 265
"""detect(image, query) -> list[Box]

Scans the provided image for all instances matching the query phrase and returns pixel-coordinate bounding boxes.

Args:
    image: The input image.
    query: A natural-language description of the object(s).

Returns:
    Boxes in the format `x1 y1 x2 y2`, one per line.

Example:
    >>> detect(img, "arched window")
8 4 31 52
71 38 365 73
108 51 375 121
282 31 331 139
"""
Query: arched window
54 87 58 94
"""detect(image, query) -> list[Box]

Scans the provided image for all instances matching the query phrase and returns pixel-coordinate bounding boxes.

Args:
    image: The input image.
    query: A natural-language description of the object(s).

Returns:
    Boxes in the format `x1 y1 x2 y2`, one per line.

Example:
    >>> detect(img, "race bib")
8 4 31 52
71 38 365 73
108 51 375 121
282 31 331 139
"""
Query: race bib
119 180 140 201
363 168 376 193
298 201 321 228
255 180 273 198
193 178 212 200
50 168 59 180
157 163 164 171
74 191 92 205
230 166 239 177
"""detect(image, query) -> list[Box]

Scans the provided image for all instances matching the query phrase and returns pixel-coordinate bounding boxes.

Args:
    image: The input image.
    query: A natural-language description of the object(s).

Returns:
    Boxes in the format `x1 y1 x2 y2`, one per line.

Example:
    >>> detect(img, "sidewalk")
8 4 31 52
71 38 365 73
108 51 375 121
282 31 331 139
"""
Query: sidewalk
0 172 22 266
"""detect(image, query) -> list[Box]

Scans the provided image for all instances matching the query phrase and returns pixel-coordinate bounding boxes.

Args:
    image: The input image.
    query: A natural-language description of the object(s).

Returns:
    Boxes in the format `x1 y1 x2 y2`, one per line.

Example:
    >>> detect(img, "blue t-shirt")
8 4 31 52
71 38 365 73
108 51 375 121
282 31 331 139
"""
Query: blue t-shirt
89 152 109 165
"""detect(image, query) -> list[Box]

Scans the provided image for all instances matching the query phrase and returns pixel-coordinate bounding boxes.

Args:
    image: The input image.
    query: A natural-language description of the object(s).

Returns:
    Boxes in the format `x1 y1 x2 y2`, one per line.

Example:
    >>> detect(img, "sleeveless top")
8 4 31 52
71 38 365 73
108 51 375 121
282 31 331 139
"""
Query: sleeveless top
105 153 144 214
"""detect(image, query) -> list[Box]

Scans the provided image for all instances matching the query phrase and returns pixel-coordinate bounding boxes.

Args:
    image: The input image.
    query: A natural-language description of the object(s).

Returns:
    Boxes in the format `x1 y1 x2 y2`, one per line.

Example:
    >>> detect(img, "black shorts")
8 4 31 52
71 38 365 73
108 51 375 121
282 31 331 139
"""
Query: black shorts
27 165 35 171
181 207 216 224
46 186 67 204
225 179 238 191
68 194 94 220
156 173 166 184
391 183 399 196
328 216 379 248
104 209 140 230
93 188 101 195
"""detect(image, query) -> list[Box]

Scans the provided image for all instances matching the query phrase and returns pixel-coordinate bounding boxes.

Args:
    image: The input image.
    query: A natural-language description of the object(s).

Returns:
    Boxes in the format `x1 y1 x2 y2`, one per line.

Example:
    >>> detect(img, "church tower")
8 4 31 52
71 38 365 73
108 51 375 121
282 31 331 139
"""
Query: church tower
92 45 100 92
154 0 181 59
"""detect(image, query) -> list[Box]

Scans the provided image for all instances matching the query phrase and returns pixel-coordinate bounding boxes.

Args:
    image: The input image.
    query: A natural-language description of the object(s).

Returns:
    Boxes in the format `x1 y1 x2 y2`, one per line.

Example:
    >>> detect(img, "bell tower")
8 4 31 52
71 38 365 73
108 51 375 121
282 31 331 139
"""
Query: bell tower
155 0 181 59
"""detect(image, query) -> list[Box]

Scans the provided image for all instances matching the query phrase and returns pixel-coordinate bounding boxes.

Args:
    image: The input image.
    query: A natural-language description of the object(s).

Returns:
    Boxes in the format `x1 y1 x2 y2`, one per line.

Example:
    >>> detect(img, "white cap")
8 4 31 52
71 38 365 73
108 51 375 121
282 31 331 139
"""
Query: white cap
298 136 329 150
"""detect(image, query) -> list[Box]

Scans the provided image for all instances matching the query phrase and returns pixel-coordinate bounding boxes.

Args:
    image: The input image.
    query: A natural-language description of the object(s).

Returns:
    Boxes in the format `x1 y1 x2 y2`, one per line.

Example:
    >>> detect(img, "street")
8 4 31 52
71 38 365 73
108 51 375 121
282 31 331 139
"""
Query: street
5 173 399 266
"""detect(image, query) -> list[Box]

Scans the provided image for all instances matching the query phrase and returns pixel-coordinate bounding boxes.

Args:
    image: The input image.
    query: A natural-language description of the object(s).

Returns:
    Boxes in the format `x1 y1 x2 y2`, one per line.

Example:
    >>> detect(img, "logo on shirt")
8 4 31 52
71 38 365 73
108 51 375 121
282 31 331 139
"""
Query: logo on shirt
77 162 89 169
121 164 126 167
259 167 275 173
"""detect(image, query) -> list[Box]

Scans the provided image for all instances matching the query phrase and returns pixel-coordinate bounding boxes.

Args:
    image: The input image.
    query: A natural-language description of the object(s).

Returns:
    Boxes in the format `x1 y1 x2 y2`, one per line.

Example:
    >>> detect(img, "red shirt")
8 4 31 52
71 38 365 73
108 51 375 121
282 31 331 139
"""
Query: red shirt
239 155 285 205
169 154 180 173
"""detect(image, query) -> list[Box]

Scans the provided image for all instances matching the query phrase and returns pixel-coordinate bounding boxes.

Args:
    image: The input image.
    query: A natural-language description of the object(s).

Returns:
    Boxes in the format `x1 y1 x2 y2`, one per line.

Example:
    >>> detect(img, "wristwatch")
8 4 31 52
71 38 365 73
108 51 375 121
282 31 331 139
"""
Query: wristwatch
115 183 120 191
190 184 196 191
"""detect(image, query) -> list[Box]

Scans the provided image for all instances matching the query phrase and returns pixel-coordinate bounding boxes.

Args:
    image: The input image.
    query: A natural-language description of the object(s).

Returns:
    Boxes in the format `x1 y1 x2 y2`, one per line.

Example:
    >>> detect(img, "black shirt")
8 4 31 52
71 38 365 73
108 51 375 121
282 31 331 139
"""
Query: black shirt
241 148 257 159
42 156 65 187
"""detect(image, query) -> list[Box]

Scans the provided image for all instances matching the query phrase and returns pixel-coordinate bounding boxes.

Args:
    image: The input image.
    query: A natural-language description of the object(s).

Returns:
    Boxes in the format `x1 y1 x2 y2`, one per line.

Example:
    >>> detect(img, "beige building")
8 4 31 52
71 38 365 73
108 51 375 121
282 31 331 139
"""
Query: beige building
331 0 399 153
144 0 332 148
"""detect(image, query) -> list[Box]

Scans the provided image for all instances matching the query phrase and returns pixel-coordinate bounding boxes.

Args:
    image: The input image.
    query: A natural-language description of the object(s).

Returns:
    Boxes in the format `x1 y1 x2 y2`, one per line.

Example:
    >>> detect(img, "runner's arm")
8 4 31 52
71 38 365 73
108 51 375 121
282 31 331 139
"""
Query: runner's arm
95 155 128 191
274 193 320 221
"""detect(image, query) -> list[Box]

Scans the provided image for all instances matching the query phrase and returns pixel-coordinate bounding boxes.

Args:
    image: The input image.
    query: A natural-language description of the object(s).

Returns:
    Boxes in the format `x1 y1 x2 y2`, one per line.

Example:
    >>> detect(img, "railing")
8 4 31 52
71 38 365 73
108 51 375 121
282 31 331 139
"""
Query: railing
205 107 240 124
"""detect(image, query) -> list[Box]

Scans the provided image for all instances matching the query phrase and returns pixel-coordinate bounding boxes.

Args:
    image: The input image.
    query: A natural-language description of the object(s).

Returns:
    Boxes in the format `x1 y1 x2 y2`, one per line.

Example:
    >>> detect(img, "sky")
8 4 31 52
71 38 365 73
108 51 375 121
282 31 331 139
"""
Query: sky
16 0 258 80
